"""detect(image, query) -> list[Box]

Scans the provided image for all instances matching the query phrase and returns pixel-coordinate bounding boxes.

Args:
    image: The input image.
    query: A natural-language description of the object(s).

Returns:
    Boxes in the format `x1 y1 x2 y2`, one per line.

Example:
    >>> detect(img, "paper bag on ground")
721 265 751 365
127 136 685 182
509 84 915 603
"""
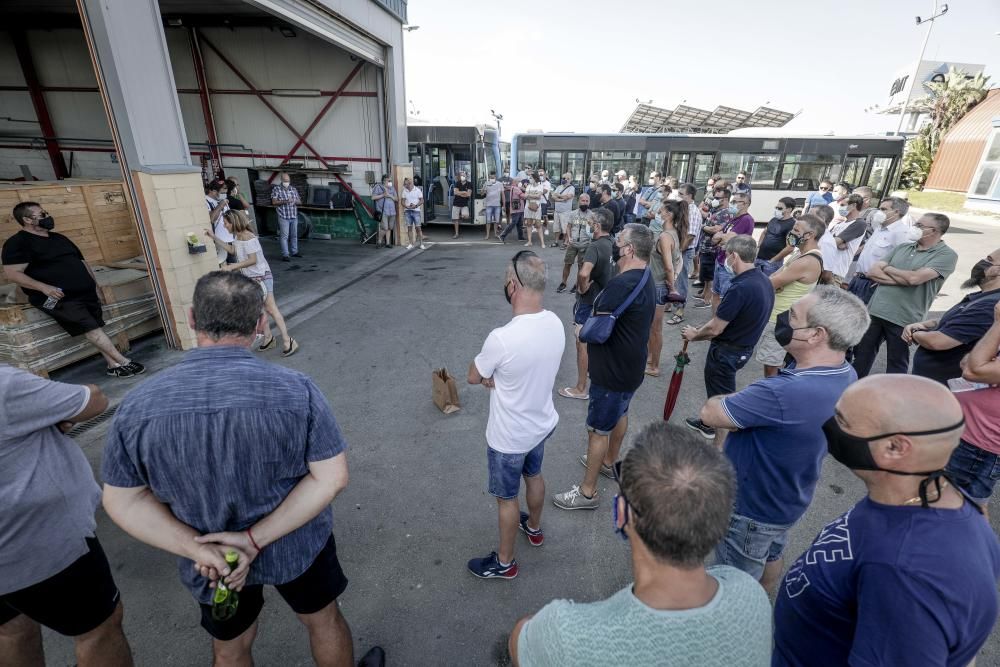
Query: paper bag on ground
432 368 461 414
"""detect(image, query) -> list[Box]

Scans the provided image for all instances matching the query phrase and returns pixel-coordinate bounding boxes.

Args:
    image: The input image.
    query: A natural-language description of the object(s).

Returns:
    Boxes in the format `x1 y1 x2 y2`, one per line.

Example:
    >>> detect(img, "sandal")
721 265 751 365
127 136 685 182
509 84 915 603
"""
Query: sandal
558 387 589 400
667 314 685 325
282 338 299 357
258 336 276 351
644 366 660 377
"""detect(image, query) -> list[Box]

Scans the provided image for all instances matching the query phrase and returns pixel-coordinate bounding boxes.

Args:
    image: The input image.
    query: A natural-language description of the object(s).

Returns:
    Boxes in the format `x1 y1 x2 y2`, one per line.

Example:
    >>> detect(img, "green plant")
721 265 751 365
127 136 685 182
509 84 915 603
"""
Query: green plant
899 67 991 189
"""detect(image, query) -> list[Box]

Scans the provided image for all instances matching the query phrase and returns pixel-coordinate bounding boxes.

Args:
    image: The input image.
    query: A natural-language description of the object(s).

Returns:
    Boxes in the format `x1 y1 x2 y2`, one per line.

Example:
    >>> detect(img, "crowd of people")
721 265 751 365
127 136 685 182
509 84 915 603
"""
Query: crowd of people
4 160 1000 665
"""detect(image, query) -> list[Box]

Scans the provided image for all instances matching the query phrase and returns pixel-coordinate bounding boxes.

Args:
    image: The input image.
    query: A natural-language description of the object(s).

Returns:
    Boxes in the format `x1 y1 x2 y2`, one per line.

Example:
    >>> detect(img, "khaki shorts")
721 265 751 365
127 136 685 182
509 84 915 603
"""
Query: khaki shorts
564 244 589 266
755 323 787 367
555 210 575 233
452 205 469 220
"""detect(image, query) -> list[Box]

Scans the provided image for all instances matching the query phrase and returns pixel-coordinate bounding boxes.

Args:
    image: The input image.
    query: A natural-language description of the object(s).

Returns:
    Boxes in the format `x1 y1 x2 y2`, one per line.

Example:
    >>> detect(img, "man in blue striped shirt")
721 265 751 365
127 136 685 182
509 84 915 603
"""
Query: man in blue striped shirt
270 173 302 261
102 271 363 664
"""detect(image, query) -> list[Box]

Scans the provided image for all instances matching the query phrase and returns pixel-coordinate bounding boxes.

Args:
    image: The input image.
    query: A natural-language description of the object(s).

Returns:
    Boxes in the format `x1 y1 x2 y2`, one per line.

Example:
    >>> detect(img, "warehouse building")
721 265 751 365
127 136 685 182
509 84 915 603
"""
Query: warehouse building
0 0 407 352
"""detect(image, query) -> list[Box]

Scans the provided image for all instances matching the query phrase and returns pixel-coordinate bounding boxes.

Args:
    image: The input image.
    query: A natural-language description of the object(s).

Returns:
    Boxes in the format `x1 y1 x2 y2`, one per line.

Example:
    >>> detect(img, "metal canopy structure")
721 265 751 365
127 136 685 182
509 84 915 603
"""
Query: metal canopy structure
620 103 794 134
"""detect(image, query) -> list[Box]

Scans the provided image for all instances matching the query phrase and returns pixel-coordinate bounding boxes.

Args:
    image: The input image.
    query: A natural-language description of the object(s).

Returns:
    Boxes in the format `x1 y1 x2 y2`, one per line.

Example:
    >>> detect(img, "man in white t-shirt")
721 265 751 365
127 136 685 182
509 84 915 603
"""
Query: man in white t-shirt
401 177 425 250
818 193 866 286
467 250 565 579
848 196 911 303
205 179 232 266
551 172 576 249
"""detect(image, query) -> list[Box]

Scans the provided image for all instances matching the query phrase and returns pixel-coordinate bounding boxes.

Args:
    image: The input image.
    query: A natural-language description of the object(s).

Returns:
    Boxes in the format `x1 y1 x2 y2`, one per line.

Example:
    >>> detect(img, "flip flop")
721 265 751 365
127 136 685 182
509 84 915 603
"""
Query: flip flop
667 314 685 325
559 387 589 400
644 368 660 377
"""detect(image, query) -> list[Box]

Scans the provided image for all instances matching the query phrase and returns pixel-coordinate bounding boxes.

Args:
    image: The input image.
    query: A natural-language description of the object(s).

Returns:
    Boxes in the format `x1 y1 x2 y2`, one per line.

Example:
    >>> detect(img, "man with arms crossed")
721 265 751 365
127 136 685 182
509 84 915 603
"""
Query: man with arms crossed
102 272 375 666
0 371 133 666
511 423 771 665
401 177 425 250
451 171 472 239
774 375 1000 666
467 252 564 579
700 287 868 593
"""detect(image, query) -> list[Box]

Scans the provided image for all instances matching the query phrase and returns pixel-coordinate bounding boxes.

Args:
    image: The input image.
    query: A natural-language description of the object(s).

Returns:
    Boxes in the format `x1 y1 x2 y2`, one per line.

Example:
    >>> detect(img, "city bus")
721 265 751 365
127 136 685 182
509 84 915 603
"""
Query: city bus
407 125 502 224
510 131 905 222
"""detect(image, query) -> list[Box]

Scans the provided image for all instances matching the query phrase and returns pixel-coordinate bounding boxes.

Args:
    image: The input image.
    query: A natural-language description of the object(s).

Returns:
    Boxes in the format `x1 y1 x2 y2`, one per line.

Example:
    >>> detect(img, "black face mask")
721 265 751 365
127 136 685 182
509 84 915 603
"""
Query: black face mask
579 205 589 212
505 250 534 304
611 242 621 263
822 416 972 509
773 310 813 347
962 259 994 289
503 280 513 304
37 216 55 230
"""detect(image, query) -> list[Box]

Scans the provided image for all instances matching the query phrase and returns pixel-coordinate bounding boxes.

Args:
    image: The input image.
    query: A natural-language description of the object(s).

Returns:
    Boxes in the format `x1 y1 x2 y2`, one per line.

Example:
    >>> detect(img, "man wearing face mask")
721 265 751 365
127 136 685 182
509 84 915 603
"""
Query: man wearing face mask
467 251 564 579
906 248 1000 384
550 172 576 249
682 236 774 445
773 375 1000 667
269 173 302 261
693 187 733 306
599 184 624 234
699 287 868 591
852 212 958 377
509 423 772 666
755 197 797 274
817 193 867 287
451 171 472 239
554 224 656 511
827 181 852 223
847 197 911 304
206 180 233 265
558 209 614 402
709 192 754 307
635 172 663 223
482 171 505 241
2 202 145 377
557 194 592 293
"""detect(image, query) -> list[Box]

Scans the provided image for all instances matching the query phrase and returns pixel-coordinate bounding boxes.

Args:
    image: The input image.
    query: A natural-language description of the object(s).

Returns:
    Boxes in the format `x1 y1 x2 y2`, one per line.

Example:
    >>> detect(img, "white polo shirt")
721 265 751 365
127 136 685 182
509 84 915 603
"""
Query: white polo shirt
402 186 423 209
818 219 863 278
856 219 910 274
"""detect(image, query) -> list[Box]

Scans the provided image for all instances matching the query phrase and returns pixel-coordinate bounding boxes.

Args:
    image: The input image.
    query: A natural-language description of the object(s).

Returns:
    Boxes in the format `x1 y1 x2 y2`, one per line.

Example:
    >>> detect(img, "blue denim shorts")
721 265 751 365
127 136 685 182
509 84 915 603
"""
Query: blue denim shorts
713 512 792 580
946 438 1000 503
404 209 422 227
587 383 635 435
712 264 733 296
487 429 553 499
486 205 500 222
573 300 592 326
654 283 670 307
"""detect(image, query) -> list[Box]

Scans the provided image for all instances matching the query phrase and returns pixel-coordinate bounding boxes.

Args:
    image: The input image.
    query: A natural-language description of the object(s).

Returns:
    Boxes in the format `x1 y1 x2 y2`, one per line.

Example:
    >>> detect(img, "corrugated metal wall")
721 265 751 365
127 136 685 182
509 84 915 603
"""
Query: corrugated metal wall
0 24 385 189
925 89 1000 192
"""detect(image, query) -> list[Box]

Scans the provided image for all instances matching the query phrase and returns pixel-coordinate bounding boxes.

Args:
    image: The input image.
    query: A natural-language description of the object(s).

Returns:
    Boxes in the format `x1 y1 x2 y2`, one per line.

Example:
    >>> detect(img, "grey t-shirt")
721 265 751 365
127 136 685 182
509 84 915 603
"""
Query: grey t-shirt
483 181 504 207
0 366 98 594
553 184 576 213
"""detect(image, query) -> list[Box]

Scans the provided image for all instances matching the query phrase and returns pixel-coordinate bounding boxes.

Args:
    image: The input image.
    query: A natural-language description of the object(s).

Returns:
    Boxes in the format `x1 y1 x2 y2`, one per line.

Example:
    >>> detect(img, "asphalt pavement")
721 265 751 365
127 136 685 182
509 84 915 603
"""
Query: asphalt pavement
40 217 1000 666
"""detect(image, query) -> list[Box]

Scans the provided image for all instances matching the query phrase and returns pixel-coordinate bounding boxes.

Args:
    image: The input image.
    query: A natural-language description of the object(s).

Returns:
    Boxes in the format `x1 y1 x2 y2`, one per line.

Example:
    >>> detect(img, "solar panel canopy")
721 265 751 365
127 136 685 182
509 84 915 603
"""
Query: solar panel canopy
620 103 794 133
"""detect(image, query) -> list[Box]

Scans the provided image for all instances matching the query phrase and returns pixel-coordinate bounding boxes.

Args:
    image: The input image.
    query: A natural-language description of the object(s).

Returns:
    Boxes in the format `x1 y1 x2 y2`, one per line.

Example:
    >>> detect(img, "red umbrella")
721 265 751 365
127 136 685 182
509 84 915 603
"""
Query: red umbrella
663 340 691 421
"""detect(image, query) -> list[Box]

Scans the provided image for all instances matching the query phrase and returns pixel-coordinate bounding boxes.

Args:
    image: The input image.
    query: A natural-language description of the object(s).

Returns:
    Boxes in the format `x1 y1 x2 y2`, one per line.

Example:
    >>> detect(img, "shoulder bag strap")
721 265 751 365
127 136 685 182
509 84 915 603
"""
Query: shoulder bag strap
611 268 651 318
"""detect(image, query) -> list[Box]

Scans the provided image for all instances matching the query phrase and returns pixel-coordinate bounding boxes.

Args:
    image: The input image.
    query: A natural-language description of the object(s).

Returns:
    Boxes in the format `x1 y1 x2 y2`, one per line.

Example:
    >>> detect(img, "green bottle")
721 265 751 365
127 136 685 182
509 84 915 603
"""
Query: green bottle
211 551 240 621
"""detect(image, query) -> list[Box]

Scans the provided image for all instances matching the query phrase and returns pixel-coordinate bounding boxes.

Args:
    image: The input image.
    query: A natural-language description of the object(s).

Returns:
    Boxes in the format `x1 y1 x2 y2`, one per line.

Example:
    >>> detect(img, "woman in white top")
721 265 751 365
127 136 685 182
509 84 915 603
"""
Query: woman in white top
523 171 545 249
207 210 298 356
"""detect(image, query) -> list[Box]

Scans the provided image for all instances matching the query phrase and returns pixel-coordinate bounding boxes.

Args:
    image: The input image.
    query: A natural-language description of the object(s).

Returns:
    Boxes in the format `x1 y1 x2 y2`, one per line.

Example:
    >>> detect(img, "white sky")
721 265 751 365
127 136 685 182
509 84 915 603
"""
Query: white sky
403 0 1000 137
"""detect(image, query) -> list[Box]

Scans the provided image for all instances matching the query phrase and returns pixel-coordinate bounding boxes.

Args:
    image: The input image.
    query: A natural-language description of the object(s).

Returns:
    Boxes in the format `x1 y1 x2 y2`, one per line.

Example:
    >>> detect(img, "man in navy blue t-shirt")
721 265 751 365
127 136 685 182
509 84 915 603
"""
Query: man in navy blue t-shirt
907 248 1000 384
774 374 1000 667
682 235 774 446
699 286 870 592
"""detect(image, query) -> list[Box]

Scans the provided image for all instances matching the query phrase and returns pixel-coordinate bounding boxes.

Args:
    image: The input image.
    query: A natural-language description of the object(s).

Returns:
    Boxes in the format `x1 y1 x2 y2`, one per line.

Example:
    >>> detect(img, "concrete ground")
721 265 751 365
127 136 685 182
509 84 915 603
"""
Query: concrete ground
38 214 1000 665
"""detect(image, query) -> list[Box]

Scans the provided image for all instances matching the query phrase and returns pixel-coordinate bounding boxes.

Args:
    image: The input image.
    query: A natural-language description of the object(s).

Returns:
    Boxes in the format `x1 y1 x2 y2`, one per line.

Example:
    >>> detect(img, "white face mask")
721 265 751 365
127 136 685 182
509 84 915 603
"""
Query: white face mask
282 181 290 188
774 208 784 218
711 198 720 207
386 181 393 188
906 225 925 243
871 210 887 227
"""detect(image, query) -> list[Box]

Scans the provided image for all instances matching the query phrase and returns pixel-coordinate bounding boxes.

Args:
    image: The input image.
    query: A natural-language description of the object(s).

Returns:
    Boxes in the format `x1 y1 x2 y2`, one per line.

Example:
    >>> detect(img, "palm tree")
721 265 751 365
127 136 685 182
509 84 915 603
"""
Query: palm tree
900 67 991 189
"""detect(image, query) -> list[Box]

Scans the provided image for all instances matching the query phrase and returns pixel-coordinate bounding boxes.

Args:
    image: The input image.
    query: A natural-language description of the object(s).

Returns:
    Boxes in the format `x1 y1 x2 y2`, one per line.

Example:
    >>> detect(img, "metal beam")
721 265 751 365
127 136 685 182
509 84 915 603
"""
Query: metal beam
188 28 221 171
10 31 68 179
0 84 376 98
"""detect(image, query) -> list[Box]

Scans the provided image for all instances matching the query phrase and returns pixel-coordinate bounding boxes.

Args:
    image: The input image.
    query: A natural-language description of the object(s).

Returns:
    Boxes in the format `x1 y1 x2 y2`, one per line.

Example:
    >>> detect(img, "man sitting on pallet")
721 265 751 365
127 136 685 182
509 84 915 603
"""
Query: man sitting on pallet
2 202 145 378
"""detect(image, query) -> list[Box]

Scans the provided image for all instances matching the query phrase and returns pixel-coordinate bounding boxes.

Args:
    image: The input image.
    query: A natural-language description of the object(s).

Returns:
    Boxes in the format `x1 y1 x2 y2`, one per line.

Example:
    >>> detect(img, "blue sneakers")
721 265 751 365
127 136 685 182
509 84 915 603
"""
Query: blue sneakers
467 551 518 579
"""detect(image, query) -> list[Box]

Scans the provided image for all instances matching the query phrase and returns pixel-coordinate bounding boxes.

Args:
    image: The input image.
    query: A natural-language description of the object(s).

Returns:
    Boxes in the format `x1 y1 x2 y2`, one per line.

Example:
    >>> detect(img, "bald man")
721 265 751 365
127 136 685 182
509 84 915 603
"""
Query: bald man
773 375 1000 667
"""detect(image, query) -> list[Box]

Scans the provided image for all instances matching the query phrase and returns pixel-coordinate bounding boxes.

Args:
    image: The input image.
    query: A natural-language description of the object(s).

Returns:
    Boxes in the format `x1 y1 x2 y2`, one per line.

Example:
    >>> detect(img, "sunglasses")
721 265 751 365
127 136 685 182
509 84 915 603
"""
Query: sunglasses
819 186 830 191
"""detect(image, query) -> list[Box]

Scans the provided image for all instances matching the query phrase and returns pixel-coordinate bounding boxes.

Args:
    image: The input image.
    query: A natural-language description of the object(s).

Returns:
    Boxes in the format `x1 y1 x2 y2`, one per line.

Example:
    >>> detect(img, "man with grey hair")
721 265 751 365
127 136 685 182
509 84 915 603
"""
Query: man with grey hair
510 423 772 665
683 235 774 445
554 224 656 510
467 251 565 578
848 196 911 304
102 271 375 664
699 286 867 592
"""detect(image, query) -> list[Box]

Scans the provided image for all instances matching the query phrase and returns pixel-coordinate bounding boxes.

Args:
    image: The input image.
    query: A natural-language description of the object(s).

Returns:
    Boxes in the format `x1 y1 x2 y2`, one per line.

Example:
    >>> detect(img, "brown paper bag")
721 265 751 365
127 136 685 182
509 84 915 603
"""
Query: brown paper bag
432 368 461 414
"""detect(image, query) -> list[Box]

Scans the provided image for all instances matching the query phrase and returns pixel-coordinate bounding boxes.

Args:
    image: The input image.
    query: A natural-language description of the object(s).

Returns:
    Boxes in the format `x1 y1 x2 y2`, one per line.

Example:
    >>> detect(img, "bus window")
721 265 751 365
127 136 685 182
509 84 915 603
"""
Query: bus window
842 156 868 189
691 153 716 187
590 151 642 180
518 150 540 173
666 152 687 181
748 155 780 189
566 151 586 187
544 151 563 180
500 142 511 175
779 154 843 189
866 156 896 197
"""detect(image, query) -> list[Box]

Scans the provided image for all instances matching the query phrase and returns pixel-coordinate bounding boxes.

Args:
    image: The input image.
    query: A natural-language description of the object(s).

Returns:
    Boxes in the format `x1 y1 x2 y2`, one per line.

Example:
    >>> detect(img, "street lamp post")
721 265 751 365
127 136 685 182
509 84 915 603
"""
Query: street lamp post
490 109 503 138
894 1 949 137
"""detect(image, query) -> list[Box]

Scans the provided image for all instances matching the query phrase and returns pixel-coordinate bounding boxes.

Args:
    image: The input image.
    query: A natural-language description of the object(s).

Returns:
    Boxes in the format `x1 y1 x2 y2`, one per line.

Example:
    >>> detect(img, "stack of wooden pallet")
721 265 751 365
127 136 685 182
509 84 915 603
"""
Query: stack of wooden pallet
0 179 162 376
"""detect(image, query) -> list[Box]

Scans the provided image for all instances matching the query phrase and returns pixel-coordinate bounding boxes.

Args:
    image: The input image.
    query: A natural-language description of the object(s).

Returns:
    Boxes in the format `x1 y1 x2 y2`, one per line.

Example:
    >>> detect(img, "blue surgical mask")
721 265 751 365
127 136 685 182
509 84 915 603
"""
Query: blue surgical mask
838 206 850 217
728 204 738 215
